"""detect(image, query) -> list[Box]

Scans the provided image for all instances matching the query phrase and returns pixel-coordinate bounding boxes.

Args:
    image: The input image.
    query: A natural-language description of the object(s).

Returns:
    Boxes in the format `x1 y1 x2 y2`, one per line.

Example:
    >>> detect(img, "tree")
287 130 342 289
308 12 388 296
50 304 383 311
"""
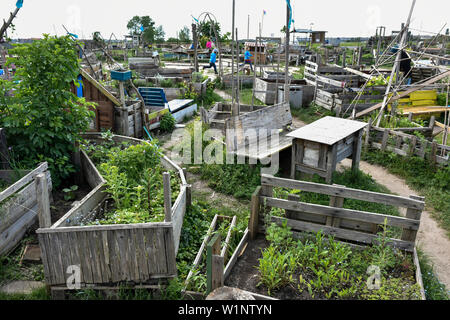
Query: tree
154 26 165 43
126 16 164 44
179 26 191 43
0 35 95 186
198 20 221 39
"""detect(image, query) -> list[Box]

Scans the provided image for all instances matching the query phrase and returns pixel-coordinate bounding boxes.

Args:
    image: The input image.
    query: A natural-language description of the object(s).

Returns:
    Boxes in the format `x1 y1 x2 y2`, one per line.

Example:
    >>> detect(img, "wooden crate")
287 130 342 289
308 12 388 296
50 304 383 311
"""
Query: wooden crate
37 134 190 287
0 162 52 256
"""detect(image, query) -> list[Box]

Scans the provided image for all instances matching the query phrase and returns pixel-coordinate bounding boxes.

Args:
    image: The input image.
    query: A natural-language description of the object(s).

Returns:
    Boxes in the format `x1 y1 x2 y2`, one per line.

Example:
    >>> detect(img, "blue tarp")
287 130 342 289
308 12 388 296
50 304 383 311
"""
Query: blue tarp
0 69 4 76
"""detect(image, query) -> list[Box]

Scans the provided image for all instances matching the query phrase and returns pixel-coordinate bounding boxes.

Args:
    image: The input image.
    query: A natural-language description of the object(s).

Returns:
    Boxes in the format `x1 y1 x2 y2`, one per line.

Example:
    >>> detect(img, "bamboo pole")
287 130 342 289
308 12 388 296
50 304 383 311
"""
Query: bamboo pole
231 0 236 105
284 2 291 103
376 0 416 127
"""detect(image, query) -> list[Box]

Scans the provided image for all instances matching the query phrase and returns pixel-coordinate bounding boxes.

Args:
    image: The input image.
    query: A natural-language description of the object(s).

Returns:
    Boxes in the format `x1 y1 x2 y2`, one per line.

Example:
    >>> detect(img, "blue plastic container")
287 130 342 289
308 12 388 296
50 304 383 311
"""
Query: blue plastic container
110 70 132 81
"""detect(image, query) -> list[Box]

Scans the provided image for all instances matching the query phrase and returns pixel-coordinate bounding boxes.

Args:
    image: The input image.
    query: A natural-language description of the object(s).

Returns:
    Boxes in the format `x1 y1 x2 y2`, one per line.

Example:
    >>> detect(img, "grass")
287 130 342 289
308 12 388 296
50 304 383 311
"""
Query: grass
290 103 335 124
224 88 266 106
417 249 449 300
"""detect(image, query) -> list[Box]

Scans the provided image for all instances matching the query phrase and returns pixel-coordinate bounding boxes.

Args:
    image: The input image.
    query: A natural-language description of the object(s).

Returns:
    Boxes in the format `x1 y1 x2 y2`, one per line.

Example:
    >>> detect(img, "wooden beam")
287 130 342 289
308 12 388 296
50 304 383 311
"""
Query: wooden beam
36 173 52 228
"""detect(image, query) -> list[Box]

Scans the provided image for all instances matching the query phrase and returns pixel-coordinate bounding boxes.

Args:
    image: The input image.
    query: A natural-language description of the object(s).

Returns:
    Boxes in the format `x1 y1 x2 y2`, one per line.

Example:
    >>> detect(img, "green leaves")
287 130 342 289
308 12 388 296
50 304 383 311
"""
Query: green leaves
0 35 95 186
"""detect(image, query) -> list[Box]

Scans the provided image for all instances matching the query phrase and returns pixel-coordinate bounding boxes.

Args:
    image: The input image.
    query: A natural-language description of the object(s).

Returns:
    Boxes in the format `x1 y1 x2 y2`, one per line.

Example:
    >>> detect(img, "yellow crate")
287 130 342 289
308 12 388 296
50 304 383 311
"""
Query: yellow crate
410 90 437 101
412 99 436 107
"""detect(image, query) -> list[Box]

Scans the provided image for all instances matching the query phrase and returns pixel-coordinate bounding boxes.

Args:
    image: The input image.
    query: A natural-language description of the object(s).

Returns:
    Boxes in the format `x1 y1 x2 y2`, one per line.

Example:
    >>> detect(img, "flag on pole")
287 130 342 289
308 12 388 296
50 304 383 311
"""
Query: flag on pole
191 15 199 23
140 25 145 32
16 0 23 8
68 32 79 39
263 10 267 15
286 0 293 30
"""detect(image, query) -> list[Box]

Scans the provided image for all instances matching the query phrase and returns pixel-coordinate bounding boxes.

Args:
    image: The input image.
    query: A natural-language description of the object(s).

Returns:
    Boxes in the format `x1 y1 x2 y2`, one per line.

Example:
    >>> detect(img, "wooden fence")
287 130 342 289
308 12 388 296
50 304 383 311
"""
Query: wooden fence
37 134 190 288
0 162 52 256
250 174 425 252
365 121 449 166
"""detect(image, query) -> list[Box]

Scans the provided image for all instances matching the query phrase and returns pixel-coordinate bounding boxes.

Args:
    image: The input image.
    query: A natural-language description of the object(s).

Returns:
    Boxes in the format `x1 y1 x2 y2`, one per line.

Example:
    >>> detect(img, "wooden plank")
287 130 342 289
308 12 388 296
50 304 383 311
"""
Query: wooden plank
185 215 219 285
263 197 420 230
261 174 425 210
172 186 187 254
221 216 237 259
413 247 427 300
0 162 48 203
223 228 249 280
163 172 172 223
271 216 415 252
249 187 262 240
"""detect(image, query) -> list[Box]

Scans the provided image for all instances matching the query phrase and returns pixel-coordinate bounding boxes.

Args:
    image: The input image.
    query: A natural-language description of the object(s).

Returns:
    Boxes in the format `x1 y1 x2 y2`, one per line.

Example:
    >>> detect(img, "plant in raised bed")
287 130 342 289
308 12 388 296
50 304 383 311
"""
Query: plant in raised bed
254 222 422 300
82 139 180 225
160 113 176 133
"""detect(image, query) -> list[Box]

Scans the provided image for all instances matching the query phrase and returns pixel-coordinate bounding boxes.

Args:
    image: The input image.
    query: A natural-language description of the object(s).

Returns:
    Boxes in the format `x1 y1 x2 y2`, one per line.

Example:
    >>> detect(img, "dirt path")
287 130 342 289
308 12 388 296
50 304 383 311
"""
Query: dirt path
339 159 450 290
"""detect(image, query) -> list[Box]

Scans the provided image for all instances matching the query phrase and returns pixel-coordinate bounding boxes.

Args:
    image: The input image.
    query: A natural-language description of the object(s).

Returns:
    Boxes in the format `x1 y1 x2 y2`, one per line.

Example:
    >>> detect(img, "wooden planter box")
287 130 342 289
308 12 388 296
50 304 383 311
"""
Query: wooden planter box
254 78 315 106
37 134 190 288
193 78 210 96
235 175 427 300
114 101 143 138
0 162 52 256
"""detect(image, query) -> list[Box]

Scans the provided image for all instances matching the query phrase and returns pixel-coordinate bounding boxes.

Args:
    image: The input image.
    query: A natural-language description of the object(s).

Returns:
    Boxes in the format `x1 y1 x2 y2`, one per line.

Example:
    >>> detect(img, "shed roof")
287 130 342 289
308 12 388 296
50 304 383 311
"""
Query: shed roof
287 116 367 145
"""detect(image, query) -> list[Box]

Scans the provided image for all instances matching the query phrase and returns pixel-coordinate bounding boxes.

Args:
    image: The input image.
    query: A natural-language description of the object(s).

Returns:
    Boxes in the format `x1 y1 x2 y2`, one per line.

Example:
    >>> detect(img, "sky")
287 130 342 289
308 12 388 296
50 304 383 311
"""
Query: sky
1 0 449 40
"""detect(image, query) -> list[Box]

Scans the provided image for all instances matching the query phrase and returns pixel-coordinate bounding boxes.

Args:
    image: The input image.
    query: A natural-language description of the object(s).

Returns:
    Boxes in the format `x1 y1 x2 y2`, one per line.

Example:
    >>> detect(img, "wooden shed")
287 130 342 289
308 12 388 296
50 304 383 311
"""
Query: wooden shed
288 117 367 183
244 42 267 65
70 69 143 138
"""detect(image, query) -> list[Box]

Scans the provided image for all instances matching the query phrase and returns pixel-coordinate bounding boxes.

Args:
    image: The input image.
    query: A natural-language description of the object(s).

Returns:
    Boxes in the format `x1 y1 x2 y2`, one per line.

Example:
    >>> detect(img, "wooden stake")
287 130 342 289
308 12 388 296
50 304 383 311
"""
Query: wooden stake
36 173 51 229
163 172 172 223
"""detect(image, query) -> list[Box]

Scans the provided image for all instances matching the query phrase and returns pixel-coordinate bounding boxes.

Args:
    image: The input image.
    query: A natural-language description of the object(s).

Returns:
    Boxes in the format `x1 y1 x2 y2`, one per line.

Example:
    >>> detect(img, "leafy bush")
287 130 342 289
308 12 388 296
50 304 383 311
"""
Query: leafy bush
160 113 176 133
0 35 95 186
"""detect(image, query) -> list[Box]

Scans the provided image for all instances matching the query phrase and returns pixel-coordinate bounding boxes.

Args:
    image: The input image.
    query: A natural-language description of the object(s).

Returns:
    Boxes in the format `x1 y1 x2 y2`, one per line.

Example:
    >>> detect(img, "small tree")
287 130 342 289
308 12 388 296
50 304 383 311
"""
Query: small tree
179 26 191 43
1 35 95 186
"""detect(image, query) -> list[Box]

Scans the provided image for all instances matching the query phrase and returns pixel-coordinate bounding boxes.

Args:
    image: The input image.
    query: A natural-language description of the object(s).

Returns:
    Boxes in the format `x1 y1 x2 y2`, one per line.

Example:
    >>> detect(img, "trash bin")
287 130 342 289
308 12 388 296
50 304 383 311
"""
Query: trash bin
278 86 303 109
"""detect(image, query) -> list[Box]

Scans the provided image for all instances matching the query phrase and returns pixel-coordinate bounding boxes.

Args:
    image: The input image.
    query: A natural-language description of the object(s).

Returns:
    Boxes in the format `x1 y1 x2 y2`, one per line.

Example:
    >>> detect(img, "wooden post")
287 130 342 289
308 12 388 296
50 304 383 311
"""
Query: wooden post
352 130 363 173
408 112 413 122
192 24 199 72
183 168 192 207
36 173 51 228
326 144 338 183
0 128 10 170
381 129 390 151
342 50 347 68
401 195 424 242
364 119 373 151
207 234 224 295
284 3 290 104
409 135 417 157
430 141 438 167
327 185 345 227
163 172 172 223
249 186 262 240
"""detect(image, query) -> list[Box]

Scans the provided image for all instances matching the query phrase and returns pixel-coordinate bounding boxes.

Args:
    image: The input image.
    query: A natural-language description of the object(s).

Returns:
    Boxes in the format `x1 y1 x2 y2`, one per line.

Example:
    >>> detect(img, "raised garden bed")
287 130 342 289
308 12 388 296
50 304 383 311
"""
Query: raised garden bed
37 134 189 290
0 163 52 256
222 174 427 300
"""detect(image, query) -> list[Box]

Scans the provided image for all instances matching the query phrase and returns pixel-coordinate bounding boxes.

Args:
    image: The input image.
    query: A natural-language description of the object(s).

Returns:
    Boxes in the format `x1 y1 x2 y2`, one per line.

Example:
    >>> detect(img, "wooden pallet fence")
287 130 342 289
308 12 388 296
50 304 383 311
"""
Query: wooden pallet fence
37 134 190 287
254 174 425 252
0 162 52 256
114 101 144 138
365 124 449 166
314 87 386 116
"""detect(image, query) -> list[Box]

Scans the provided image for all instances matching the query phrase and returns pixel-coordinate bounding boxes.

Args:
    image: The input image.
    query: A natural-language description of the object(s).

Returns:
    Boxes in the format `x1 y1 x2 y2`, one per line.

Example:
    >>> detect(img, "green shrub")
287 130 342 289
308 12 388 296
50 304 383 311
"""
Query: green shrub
0 35 95 186
160 113 176 133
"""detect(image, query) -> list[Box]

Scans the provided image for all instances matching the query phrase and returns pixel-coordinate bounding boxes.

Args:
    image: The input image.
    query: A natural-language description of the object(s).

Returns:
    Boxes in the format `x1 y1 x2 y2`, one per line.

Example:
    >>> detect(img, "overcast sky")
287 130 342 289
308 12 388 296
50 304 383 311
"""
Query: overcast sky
1 0 448 40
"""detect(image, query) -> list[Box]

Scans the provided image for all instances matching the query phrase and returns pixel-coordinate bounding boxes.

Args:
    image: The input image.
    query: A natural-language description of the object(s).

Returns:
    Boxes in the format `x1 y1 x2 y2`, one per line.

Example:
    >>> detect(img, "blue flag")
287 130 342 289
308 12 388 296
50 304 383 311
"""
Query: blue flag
68 32 79 39
286 0 293 30
140 25 144 32
16 0 23 8
191 15 199 23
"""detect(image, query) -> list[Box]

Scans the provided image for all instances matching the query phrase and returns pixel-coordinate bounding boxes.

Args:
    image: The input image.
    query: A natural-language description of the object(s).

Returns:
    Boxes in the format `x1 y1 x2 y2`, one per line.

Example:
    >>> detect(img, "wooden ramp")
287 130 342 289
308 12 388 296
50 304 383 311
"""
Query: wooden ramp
400 106 449 116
